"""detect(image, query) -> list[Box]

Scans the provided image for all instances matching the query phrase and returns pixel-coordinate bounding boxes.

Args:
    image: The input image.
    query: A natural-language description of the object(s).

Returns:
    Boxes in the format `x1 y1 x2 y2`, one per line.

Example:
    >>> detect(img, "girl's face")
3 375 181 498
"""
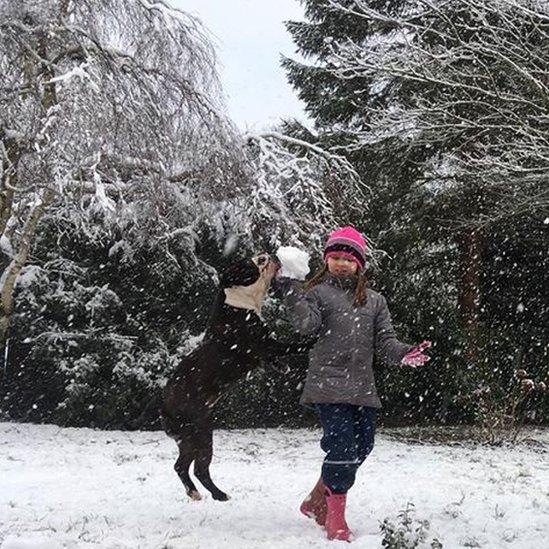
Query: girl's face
326 254 358 277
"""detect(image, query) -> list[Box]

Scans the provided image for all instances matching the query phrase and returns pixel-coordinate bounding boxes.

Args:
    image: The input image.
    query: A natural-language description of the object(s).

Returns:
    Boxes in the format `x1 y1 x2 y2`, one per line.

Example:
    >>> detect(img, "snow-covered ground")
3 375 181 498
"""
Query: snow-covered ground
1 423 548 548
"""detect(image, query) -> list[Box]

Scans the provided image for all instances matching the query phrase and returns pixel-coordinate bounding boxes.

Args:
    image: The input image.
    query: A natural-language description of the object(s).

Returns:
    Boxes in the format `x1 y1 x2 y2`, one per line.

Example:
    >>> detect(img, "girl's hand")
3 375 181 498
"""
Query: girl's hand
401 340 432 368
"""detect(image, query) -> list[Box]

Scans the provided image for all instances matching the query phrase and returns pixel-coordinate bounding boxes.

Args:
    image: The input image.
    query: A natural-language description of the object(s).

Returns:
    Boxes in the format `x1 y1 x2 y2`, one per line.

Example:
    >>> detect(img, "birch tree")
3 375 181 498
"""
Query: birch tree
0 0 240 351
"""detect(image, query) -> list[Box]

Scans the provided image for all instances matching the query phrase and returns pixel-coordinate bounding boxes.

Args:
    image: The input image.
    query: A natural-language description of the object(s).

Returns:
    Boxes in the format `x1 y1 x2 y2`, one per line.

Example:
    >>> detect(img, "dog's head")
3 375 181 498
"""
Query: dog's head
220 253 277 314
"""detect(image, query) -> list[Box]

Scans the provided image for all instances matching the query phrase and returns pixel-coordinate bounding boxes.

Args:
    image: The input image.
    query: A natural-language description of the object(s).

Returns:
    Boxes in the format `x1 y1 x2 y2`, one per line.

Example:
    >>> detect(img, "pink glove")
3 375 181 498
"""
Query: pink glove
401 340 432 368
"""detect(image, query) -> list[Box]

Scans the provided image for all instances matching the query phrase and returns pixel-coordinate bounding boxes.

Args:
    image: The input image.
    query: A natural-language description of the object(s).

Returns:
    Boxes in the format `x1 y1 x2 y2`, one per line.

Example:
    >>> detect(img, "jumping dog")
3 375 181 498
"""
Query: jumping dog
162 253 296 501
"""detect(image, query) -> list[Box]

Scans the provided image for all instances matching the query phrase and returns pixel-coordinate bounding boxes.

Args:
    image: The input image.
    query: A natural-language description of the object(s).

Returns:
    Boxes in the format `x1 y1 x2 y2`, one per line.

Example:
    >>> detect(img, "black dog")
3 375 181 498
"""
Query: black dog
162 253 296 501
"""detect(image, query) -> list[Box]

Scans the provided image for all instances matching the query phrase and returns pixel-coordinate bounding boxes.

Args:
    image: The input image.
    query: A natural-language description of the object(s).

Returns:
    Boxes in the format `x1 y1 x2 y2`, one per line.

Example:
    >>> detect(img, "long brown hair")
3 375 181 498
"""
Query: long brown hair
303 264 370 307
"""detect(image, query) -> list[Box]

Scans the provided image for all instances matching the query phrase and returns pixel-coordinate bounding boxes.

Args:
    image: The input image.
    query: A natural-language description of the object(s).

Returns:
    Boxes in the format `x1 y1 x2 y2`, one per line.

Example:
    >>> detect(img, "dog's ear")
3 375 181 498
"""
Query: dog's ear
219 259 260 288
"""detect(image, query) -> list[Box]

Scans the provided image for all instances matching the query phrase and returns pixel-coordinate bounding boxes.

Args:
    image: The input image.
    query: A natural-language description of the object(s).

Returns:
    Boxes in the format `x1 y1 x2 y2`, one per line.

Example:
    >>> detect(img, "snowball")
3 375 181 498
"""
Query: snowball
276 246 310 280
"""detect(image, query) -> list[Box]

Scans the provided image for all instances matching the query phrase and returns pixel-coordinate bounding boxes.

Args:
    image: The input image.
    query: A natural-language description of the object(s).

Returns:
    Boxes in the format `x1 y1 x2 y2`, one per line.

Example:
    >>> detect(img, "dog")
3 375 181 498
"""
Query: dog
162 252 297 501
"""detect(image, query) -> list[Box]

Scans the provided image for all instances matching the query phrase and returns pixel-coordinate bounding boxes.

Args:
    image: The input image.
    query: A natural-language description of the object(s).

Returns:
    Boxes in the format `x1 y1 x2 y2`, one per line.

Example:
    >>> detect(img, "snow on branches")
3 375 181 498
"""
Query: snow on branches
241 130 368 251
320 0 549 225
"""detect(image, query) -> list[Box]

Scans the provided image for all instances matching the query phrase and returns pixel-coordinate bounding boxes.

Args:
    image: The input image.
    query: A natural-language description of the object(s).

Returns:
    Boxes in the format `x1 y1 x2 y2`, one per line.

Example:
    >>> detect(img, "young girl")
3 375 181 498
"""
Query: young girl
277 226 431 542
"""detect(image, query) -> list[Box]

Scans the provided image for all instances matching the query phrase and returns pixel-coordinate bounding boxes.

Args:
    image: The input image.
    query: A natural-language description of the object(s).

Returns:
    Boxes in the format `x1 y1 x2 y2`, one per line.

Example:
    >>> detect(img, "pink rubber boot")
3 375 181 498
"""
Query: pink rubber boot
325 487 353 542
300 477 327 526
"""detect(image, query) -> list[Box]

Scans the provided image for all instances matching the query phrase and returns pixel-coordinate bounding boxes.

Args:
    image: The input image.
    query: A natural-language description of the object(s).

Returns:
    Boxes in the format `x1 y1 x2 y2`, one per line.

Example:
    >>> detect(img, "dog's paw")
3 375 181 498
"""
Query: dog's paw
188 490 202 501
212 491 231 502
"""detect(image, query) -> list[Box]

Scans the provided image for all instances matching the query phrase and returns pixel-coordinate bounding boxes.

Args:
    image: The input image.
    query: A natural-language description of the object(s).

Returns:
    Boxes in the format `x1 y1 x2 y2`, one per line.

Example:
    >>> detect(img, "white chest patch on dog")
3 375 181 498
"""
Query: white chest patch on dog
224 276 269 316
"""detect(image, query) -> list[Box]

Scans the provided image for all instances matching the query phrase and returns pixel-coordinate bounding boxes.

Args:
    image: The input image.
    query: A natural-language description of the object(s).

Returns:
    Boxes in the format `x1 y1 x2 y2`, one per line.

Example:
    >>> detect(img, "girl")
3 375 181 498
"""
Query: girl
277 226 430 542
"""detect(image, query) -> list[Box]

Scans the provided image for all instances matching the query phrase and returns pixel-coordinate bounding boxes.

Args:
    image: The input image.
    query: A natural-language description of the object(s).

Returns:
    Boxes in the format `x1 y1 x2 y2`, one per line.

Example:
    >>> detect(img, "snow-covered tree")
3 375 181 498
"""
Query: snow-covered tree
321 0 548 355
0 0 242 351
241 129 368 254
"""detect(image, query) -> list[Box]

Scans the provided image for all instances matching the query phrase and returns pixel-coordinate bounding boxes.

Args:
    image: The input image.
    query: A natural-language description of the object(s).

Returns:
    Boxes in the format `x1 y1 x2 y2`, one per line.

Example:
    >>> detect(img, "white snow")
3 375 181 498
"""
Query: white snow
1 423 548 548
276 246 310 281
46 63 91 86
0 235 13 258
14 266 42 290
92 181 116 214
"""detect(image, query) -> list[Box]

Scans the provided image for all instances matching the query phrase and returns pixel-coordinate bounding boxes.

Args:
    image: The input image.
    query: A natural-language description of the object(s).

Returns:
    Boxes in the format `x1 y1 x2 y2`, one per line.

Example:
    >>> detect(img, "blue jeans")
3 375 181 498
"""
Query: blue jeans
315 403 377 494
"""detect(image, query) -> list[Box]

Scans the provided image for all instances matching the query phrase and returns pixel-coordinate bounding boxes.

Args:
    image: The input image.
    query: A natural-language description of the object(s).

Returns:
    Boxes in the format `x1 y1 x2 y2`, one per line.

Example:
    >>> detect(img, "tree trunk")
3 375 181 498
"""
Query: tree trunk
0 188 55 350
458 228 482 366
0 131 20 238
0 14 60 344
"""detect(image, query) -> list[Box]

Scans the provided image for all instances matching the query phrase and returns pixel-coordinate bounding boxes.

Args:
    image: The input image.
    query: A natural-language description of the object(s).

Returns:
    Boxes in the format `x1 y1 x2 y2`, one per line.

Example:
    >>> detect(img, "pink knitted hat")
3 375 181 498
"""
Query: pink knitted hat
323 226 367 270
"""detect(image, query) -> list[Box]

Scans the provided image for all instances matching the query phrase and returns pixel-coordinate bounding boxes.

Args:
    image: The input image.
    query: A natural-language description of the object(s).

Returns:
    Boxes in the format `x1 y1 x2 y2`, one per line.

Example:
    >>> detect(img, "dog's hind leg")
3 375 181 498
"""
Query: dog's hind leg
175 437 202 501
194 425 230 501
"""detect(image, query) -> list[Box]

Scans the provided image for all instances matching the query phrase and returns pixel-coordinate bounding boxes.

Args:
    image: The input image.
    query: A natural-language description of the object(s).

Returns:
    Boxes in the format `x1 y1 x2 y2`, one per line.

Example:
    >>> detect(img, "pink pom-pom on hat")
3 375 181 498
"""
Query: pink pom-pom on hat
323 226 368 270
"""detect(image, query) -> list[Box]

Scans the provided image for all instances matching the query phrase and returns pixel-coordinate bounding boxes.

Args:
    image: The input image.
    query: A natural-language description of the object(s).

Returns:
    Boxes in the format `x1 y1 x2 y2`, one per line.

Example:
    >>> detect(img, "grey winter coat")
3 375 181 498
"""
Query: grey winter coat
282 274 412 408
